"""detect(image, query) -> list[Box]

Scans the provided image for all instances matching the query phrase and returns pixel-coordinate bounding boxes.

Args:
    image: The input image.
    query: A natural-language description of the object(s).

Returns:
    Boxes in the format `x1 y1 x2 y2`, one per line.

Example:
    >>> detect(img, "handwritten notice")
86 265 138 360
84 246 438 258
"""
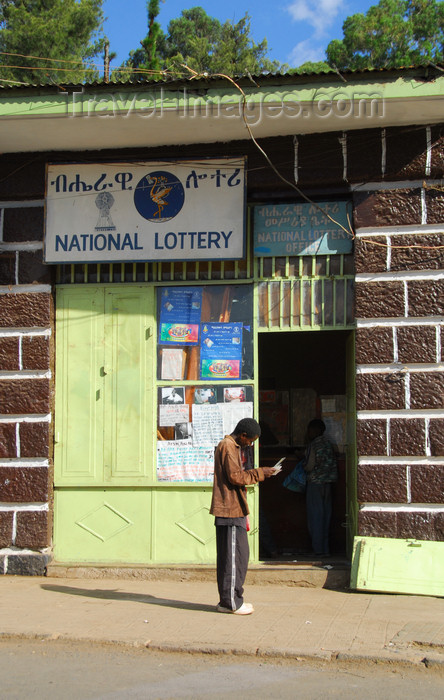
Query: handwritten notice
159 404 190 427
161 348 185 380
192 402 254 447
192 404 224 446
222 403 253 435
157 441 214 482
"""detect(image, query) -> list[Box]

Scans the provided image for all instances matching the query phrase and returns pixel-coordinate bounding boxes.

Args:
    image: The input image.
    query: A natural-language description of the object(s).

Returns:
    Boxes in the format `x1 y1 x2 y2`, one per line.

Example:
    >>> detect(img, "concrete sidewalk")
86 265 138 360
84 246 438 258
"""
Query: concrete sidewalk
1 575 443 667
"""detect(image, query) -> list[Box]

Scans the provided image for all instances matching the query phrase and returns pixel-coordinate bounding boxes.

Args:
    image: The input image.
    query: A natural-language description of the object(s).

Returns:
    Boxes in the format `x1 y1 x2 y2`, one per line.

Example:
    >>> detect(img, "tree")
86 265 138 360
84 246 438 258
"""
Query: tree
289 61 333 75
142 0 164 71
161 6 220 74
326 0 444 70
0 0 105 85
121 5 280 80
120 0 165 79
211 13 278 75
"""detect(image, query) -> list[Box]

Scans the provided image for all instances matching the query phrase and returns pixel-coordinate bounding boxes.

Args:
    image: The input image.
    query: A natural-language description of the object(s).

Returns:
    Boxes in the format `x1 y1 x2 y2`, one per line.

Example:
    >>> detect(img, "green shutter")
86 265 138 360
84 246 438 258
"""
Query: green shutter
54 285 155 486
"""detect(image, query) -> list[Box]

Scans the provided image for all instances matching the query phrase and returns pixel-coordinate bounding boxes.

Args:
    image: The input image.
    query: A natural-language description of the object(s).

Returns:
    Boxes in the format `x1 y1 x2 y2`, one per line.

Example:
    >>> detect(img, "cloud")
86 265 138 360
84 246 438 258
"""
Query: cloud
286 0 347 66
286 0 346 36
288 39 326 66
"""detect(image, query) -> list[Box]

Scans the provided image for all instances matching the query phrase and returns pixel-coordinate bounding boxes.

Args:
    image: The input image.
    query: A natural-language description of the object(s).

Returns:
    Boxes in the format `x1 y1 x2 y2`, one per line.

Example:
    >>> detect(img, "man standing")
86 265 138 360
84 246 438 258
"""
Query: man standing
304 419 338 557
210 418 275 615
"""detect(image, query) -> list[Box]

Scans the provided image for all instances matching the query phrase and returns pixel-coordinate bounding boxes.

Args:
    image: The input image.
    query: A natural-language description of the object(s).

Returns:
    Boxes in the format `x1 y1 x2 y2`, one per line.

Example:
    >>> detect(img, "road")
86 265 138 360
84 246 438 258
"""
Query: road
1 638 443 699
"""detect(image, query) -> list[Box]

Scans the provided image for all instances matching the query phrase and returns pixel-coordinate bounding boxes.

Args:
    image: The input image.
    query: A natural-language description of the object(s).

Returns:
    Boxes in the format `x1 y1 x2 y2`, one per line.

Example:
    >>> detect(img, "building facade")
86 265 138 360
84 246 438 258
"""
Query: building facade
0 68 443 580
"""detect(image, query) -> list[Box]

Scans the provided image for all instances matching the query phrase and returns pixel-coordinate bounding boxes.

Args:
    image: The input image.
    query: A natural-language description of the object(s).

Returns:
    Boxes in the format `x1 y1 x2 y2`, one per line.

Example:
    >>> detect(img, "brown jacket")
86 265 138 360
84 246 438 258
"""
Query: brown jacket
210 434 265 517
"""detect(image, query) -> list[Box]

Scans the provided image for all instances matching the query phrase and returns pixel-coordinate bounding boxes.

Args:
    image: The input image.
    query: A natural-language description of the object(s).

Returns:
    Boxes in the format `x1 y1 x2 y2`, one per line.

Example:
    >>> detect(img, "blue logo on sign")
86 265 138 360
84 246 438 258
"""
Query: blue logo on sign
134 171 185 222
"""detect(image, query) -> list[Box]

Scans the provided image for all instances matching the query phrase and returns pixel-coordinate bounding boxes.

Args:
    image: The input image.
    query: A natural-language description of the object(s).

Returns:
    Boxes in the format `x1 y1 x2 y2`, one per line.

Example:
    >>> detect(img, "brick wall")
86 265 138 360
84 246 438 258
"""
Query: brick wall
0 198 54 575
353 126 444 540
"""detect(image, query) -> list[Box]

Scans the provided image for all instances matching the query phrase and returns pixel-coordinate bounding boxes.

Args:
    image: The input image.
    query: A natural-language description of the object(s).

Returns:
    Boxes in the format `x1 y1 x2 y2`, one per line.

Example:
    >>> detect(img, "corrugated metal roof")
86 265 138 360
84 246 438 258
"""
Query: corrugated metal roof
0 63 442 91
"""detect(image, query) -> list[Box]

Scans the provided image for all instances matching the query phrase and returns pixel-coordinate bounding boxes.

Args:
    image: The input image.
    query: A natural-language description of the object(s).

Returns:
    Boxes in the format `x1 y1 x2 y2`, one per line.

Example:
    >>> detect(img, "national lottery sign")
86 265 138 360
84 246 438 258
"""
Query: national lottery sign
44 158 246 263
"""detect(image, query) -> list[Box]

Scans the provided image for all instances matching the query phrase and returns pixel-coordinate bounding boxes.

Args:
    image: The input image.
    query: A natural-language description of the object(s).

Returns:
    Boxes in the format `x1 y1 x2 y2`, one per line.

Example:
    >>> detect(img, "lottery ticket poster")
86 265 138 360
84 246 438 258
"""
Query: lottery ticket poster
158 287 203 345
200 322 243 380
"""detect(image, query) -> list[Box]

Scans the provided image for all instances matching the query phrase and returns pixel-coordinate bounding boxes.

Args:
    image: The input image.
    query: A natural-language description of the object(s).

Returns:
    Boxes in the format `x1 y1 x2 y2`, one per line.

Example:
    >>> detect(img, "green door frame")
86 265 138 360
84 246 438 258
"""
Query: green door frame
345 330 358 556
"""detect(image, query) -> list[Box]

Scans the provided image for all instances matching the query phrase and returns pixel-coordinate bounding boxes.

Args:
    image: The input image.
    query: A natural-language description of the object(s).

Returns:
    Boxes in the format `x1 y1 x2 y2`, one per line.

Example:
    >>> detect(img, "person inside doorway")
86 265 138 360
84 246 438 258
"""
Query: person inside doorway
304 419 338 557
210 418 275 614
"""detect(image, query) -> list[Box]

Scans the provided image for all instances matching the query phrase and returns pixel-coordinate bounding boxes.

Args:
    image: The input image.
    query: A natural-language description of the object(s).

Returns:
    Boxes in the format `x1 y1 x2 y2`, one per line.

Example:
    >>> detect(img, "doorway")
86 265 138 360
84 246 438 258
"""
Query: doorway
258 330 354 560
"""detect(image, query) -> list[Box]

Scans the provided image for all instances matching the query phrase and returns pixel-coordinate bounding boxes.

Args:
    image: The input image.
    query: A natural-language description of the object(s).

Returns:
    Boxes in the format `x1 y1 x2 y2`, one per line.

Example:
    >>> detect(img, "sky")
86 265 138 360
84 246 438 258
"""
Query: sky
102 0 376 70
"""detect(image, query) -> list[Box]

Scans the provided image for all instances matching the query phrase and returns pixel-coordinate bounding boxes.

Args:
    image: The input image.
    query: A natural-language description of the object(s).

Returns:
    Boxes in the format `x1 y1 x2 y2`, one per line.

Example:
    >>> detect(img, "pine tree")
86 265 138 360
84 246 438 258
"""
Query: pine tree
120 5 280 80
326 0 444 70
0 0 105 85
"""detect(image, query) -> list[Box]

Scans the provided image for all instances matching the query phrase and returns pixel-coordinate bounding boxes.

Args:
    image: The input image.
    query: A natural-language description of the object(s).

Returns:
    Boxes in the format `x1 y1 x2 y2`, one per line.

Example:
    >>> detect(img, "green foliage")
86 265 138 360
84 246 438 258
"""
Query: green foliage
289 61 333 74
119 5 280 80
0 0 105 85
211 13 279 75
129 0 165 76
114 0 167 80
161 6 220 74
140 0 164 72
326 0 444 70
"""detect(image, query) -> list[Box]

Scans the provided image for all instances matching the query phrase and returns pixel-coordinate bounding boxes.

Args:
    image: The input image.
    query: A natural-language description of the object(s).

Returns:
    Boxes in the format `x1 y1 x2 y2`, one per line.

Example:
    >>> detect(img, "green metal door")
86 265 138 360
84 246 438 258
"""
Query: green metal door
103 289 154 484
54 285 155 487
54 286 105 484
53 285 156 564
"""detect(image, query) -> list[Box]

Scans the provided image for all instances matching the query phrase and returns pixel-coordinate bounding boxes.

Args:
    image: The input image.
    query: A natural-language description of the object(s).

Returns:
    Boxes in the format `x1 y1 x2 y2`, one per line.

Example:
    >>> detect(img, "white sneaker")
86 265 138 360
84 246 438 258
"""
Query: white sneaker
216 602 254 615
234 603 254 615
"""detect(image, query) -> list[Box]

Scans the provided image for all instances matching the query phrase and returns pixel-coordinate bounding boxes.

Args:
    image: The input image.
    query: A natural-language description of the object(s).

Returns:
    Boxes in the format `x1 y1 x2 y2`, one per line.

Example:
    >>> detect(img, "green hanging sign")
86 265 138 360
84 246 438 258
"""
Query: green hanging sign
254 201 353 257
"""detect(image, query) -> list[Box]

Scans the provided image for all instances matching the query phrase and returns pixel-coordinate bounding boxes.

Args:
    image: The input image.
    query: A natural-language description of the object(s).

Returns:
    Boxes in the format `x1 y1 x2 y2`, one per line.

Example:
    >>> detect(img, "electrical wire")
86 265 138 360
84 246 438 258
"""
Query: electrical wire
180 65 444 252
0 78 30 84
0 50 188 78
0 62 184 78
0 52 443 253
0 50 96 65
180 64 355 240
359 238 444 250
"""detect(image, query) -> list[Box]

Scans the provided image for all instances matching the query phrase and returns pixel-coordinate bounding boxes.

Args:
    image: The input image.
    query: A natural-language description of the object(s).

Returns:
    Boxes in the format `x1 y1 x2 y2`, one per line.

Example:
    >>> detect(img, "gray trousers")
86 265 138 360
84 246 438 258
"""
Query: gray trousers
216 524 249 610
306 482 333 555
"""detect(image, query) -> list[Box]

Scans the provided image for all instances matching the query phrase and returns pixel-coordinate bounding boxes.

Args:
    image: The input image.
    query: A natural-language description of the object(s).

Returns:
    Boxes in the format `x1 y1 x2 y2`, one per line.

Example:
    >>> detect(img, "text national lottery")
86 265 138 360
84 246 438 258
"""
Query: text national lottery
44 159 246 264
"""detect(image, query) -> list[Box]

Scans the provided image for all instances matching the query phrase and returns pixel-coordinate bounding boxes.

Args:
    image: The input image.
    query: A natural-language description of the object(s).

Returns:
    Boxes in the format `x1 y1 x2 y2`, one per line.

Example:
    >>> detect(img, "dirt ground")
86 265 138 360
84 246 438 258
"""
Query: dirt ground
1 638 443 699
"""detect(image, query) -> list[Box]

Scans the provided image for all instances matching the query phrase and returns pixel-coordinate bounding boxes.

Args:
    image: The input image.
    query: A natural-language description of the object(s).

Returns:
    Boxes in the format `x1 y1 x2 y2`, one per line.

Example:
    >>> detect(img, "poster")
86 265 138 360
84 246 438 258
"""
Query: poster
192 402 253 447
174 422 192 440
159 404 190 427
200 322 243 380
161 386 185 404
157 399 254 481
221 403 253 436
194 387 217 404
161 348 185 380
157 441 214 482
159 287 202 345
224 387 246 402
192 404 224 446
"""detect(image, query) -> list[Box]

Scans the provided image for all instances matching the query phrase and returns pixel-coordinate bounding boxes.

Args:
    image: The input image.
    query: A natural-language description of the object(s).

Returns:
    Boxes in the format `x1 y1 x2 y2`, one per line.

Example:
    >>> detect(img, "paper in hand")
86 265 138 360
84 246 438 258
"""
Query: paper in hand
271 457 285 475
